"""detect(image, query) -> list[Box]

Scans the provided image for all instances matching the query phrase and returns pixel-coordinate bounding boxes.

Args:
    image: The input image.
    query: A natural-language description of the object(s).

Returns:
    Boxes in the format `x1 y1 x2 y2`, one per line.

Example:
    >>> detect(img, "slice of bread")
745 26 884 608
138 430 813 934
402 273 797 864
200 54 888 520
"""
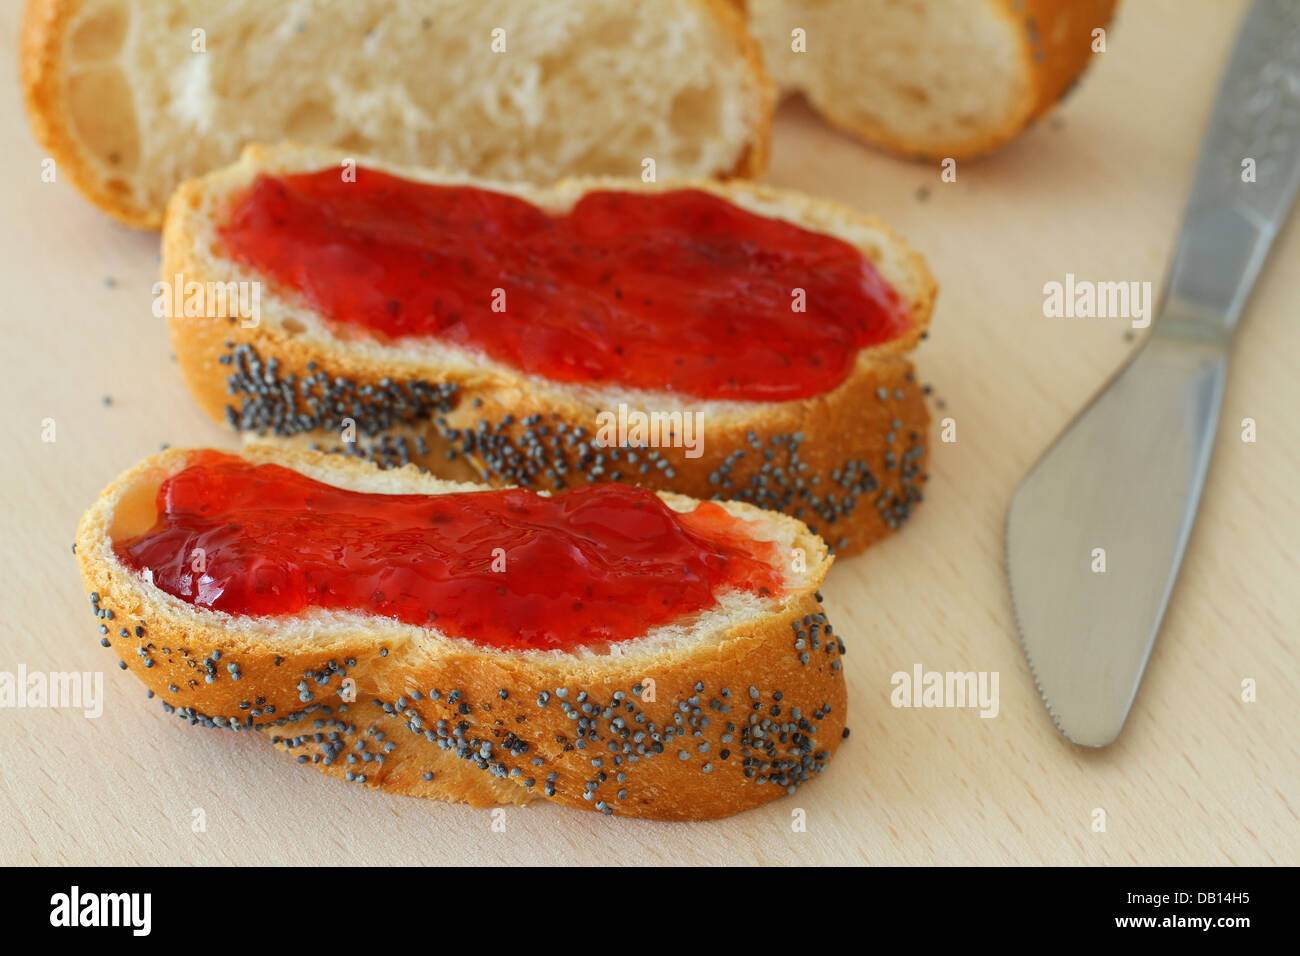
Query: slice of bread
21 0 772 228
747 0 1118 160
75 445 847 821
163 143 938 555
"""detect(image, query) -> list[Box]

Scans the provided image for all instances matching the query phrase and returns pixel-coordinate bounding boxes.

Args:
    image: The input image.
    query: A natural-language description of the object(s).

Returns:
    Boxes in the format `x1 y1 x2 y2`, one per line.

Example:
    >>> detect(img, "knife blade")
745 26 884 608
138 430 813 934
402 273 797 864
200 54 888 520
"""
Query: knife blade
1005 0 1300 747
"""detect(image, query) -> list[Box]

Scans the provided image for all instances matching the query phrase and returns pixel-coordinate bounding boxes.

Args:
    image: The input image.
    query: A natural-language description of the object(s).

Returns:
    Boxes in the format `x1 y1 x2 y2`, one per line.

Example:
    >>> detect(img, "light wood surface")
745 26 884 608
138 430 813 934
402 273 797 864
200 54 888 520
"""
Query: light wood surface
1 0 1295 866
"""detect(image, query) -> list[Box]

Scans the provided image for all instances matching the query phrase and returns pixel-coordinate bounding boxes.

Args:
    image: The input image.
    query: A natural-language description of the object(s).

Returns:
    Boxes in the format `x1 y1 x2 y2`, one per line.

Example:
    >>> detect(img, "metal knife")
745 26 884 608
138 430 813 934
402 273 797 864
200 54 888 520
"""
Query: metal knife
1005 0 1300 747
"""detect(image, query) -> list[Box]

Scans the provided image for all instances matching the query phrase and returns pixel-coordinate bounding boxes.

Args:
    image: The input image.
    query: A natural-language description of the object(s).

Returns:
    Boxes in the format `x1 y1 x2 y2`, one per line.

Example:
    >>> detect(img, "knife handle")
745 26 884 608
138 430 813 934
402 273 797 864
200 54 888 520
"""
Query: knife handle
1159 0 1300 342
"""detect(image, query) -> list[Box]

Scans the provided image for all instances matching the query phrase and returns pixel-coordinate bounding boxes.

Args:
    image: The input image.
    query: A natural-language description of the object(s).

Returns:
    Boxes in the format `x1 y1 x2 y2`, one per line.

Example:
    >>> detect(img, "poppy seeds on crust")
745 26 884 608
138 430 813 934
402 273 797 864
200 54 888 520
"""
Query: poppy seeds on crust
85 412 850 816
215 342 927 549
219 341 458 470
88 582 844 815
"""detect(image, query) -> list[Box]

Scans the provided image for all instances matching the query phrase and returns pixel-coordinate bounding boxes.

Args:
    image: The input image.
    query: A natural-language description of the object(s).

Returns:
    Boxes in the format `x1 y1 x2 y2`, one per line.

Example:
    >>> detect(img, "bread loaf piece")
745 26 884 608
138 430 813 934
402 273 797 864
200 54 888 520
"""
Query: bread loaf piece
21 0 773 227
164 143 937 555
747 0 1118 160
76 445 847 820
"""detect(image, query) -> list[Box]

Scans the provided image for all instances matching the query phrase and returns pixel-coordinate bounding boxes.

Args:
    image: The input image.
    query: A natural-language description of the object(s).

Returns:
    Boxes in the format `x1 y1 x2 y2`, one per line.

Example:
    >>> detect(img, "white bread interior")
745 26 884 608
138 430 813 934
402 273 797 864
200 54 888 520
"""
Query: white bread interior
26 0 771 226
748 0 1024 155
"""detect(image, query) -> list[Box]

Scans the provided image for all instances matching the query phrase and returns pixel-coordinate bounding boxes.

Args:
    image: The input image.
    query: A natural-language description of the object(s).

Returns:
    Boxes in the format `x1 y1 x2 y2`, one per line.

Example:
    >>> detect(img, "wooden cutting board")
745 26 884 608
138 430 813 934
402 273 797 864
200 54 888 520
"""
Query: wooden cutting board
1 0 1294 865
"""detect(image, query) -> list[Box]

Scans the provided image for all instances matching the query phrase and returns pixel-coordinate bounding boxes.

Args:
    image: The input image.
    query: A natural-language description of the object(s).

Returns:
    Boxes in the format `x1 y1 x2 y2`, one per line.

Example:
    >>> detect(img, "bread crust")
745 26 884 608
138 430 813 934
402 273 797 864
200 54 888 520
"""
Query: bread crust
19 0 774 229
20 0 160 228
1003 0 1121 155
163 144 937 556
756 0 1119 161
75 446 847 821
706 0 777 178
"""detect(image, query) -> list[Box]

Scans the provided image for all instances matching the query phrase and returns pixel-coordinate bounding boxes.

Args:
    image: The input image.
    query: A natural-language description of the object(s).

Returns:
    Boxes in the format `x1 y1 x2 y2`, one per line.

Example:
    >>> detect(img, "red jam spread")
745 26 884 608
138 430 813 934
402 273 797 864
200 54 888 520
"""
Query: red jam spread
115 452 782 652
217 168 908 401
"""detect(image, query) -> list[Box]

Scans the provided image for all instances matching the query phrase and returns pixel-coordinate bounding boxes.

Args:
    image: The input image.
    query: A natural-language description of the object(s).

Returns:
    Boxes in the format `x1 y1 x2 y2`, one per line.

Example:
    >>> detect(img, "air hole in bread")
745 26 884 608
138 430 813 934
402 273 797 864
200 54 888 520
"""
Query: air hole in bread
893 84 932 106
66 66 139 173
67 2 129 62
669 84 723 144
534 53 566 91
280 317 306 336
283 99 338 146
336 133 375 156
589 13 636 49
673 144 703 171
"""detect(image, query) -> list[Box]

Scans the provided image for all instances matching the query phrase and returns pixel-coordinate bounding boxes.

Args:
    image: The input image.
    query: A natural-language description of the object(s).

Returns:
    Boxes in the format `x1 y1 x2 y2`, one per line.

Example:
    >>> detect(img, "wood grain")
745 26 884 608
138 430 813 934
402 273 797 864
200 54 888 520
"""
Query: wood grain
0 0 1294 865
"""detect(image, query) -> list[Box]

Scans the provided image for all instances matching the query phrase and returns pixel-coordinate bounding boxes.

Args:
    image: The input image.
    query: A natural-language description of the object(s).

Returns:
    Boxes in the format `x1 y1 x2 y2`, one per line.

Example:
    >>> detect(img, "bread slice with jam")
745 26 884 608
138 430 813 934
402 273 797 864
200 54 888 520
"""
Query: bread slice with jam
163 143 937 555
76 445 847 820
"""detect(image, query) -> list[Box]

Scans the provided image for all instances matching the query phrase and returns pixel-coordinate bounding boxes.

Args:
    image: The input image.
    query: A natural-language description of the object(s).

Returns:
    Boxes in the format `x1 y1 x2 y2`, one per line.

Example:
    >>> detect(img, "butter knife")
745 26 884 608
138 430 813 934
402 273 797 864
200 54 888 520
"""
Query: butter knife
1005 0 1300 747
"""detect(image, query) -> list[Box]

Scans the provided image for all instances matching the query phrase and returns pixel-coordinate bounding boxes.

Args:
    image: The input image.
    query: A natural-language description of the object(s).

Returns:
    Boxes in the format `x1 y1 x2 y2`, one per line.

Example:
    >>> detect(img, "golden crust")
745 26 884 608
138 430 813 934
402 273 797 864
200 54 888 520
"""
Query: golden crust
163 146 936 556
75 446 846 821
1010 0 1121 148
20 0 160 228
782 0 1120 161
705 0 776 178
18 0 774 229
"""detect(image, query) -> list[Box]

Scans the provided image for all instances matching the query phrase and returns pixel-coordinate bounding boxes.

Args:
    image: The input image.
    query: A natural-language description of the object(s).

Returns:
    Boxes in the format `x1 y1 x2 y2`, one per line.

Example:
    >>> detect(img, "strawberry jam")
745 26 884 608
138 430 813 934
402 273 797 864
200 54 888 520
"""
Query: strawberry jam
217 168 908 401
115 452 783 652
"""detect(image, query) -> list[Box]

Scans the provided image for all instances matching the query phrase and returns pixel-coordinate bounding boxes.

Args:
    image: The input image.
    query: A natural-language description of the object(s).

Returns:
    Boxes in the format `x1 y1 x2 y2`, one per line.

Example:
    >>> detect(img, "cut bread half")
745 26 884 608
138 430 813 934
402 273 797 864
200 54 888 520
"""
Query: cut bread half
20 0 772 228
747 0 1118 160
163 143 938 555
75 445 846 821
